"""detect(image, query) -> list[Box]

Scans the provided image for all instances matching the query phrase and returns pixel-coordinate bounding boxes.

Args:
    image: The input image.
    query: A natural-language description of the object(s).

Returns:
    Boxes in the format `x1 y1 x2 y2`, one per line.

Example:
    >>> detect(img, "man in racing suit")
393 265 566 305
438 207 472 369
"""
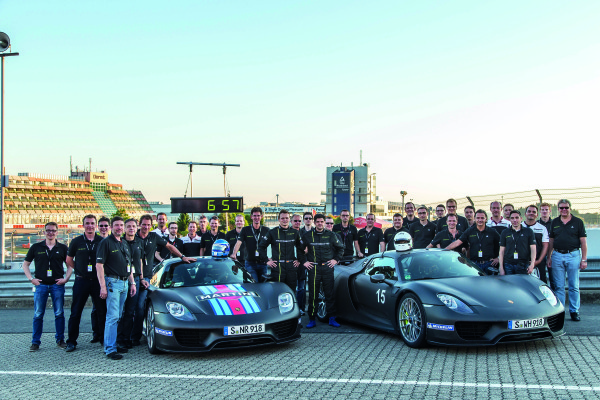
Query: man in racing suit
258 210 304 291
300 213 344 328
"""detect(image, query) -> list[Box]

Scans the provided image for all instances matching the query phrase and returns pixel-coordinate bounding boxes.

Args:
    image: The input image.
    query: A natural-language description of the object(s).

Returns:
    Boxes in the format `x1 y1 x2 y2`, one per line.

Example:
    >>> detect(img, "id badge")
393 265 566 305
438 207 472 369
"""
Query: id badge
478 251 483 258
127 264 131 273
47 270 52 277
513 252 519 259
365 247 369 254
237 251 240 257
255 250 259 257
87 264 93 272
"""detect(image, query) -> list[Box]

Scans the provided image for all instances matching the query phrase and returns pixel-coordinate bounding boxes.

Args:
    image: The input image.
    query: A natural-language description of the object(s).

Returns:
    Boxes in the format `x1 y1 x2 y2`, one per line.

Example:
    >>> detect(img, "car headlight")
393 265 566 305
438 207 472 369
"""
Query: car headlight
166 302 196 321
539 285 558 306
278 293 294 314
437 294 473 314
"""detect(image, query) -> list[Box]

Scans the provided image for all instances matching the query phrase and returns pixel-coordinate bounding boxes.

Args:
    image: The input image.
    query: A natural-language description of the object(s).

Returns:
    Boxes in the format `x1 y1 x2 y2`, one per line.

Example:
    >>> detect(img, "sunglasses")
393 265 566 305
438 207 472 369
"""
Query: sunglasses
46 229 57 233
99 225 109 228
304 217 312 220
559 206 570 210
325 222 334 225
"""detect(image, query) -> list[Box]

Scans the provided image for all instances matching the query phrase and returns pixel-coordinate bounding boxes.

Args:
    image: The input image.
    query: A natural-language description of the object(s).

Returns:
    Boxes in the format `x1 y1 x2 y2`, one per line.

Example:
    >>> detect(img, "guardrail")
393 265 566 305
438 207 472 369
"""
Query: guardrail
2 258 599 298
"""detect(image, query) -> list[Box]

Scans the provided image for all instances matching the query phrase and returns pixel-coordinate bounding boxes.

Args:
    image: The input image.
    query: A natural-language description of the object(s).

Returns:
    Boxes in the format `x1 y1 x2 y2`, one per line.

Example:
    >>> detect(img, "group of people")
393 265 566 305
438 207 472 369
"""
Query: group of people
23 196 588 356
23 213 192 359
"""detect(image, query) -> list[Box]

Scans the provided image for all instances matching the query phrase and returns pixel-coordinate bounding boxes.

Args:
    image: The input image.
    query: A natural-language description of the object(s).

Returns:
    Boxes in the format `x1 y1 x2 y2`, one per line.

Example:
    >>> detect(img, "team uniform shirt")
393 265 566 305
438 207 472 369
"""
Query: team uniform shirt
402 217 420 230
156 236 184 262
300 229 343 264
258 226 303 261
25 241 69 285
430 229 464 252
549 215 587 252
486 217 511 235
522 221 549 259
152 227 169 239
225 229 245 261
67 234 103 278
200 231 226 256
137 231 169 278
383 227 409 251
500 226 536 263
458 226 500 261
357 227 385 256
239 225 270 262
96 235 132 278
436 215 469 233
538 218 553 238
181 234 203 257
125 237 143 276
332 223 358 257
408 221 437 249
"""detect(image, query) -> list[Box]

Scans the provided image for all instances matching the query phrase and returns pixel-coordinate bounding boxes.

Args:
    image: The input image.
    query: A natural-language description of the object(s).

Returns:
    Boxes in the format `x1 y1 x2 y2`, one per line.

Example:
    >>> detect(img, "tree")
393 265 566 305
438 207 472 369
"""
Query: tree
333 215 354 225
111 209 130 221
218 213 244 232
177 213 191 235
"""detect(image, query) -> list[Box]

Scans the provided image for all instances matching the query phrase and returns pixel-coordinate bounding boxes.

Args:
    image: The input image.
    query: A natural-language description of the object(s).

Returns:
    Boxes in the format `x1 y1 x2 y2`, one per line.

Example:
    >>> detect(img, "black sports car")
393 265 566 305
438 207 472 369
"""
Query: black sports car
317 249 565 347
144 257 301 353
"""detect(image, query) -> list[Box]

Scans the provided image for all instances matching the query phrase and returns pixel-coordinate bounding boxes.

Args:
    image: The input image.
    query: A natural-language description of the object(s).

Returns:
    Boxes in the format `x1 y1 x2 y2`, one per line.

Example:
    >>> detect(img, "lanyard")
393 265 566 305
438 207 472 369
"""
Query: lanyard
511 230 523 249
85 239 96 265
252 226 261 243
476 230 485 251
45 247 53 270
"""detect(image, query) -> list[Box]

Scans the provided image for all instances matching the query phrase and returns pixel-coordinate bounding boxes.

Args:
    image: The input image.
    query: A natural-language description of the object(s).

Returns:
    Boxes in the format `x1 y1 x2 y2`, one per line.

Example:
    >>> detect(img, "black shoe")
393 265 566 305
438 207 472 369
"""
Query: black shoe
116 346 129 353
65 343 76 352
107 352 123 360
132 340 141 347
124 342 133 349
90 337 101 343
56 340 67 349
29 344 40 352
570 312 581 321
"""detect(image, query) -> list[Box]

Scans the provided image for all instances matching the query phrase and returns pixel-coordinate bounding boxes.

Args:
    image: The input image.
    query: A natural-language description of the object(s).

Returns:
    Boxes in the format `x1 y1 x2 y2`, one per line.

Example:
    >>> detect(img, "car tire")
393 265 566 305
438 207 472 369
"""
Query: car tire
146 303 162 354
316 285 328 322
397 293 426 348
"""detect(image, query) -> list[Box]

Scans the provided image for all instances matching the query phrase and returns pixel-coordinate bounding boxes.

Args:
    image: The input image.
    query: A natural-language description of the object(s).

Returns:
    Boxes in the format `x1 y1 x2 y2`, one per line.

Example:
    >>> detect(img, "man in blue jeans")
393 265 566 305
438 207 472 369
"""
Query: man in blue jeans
547 199 588 321
96 216 136 360
22 221 69 351
231 207 269 282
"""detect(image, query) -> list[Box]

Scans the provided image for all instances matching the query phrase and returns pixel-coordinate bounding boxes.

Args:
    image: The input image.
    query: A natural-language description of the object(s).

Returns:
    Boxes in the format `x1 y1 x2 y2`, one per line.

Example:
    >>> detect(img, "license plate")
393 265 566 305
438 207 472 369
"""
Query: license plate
508 318 544 330
224 323 265 336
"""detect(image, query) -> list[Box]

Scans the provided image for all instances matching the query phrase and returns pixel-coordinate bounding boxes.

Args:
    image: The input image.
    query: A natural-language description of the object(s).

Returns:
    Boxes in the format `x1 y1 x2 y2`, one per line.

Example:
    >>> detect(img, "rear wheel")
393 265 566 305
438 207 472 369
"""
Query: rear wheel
397 293 426 348
146 303 161 354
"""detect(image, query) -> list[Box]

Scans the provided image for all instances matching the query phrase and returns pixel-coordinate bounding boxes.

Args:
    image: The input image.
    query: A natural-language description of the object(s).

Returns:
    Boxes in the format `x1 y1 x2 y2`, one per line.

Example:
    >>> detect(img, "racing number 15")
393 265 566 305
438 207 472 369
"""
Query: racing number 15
376 289 386 304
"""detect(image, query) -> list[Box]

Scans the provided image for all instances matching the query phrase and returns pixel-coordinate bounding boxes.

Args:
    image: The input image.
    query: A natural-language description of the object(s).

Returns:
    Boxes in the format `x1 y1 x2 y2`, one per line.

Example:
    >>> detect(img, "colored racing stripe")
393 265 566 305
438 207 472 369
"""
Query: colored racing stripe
198 284 261 316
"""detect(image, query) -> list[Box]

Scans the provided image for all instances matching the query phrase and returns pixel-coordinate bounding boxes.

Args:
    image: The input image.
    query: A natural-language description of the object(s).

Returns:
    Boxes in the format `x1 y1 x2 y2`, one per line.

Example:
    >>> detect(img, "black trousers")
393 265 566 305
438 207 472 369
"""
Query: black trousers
67 276 106 346
271 261 298 292
307 263 335 319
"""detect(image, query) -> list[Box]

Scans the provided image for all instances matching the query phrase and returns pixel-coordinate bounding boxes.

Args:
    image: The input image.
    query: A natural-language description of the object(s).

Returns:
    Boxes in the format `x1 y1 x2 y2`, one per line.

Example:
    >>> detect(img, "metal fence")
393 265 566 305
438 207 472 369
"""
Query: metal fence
422 187 600 226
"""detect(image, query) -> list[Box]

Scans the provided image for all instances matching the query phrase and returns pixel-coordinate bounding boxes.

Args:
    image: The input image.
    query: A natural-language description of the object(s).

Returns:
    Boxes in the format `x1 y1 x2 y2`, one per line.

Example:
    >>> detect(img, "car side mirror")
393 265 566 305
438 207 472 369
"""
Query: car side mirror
370 273 385 283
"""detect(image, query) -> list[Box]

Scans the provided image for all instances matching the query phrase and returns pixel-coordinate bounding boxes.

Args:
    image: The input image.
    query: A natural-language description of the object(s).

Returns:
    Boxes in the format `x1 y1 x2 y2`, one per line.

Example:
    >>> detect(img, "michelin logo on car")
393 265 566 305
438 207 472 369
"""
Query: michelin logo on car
427 323 455 331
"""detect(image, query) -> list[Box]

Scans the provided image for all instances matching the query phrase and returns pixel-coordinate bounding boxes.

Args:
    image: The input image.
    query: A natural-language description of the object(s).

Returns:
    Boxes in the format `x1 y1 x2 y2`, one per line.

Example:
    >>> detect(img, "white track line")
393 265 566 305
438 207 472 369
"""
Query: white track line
1 371 599 392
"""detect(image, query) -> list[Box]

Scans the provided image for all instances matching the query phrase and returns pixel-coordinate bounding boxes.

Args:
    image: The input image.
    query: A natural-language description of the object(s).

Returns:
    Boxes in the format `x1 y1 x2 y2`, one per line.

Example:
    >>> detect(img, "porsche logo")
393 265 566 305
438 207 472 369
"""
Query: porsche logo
508 300 514 304
235 307 241 311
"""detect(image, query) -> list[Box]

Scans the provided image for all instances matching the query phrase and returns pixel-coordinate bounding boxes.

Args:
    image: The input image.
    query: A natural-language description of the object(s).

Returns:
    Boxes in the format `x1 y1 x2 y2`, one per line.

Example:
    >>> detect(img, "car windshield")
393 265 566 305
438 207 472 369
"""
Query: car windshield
398 250 484 281
162 258 254 288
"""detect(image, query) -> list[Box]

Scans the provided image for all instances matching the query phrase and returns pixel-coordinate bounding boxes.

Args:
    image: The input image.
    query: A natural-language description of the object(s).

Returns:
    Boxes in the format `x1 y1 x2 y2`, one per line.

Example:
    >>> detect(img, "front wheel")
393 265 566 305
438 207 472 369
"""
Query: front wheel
146 303 161 354
397 293 426 348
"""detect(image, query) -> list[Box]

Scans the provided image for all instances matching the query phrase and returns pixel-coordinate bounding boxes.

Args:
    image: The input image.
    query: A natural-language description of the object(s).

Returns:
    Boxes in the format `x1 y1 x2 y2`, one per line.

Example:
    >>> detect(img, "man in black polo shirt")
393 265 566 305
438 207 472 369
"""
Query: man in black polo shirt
435 199 469 233
90 216 111 344
332 209 360 259
200 216 226 256
231 207 270 282
384 213 409 251
434 204 446 222
547 199 587 321
155 222 185 263
464 205 476 228
402 202 419 230
357 213 385 257
409 206 437 249
499 210 536 275
23 222 69 352
427 214 463 252
446 209 500 274
96 216 136 360
65 215 105 352
225 215 245 263
117 219 143 349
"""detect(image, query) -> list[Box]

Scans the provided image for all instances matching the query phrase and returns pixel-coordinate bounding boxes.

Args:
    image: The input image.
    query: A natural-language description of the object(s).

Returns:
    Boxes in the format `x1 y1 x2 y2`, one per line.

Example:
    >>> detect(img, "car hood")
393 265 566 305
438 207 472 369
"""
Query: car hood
416 275 548 309
158 283 284 316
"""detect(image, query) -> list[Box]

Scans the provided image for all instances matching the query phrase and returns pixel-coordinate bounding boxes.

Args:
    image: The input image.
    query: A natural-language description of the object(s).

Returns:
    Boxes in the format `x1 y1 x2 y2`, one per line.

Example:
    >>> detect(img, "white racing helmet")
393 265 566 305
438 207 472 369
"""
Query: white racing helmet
394 231 413 252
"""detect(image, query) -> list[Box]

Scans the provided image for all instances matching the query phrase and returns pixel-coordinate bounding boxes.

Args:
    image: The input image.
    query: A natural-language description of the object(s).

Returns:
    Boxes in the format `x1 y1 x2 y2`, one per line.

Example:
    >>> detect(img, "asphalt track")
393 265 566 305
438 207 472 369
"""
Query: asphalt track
2 306 600 399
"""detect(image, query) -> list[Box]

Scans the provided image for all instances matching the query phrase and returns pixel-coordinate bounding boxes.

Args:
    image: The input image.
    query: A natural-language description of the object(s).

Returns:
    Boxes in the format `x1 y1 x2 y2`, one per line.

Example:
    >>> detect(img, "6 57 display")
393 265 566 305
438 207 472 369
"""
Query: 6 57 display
170 197 244 214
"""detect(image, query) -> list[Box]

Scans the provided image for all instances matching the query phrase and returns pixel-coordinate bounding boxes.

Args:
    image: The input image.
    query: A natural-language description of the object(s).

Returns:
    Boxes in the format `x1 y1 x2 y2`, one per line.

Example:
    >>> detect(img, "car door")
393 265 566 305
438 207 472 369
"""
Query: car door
352 256 398 323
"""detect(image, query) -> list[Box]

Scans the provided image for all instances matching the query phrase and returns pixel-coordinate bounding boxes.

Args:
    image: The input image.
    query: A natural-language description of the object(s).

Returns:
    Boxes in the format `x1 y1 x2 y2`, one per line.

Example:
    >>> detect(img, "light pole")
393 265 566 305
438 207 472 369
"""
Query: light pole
400 191 407 216
1 32 19 266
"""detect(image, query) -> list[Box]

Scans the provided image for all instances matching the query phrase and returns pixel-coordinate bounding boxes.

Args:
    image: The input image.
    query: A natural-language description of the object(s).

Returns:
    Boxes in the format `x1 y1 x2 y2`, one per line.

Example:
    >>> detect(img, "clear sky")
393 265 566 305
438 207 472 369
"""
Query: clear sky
2 1 600 206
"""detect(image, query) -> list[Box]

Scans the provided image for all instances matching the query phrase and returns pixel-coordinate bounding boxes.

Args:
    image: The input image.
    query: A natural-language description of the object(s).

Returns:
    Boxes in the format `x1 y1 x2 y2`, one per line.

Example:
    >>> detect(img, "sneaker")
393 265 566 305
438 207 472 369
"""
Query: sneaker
116 346 129 353
29 344 40 352
106 352 123 360
306 319 317 329
65 343 76 352
329 317 341 327
57 340 67 349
